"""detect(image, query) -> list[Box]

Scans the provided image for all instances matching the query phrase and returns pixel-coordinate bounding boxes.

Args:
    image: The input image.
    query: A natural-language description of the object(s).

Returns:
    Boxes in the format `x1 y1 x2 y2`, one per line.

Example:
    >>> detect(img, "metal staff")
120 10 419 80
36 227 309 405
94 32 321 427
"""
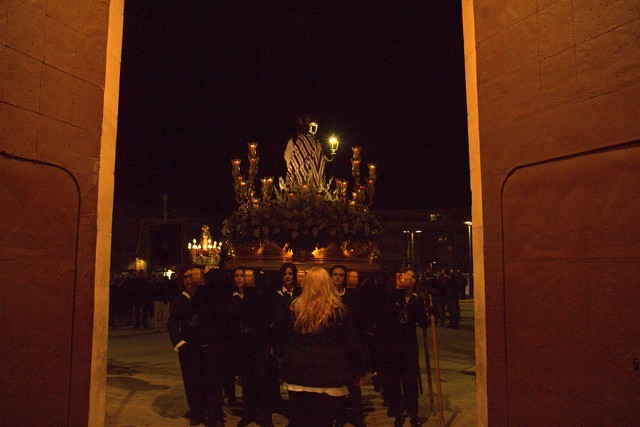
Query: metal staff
428 294 445 427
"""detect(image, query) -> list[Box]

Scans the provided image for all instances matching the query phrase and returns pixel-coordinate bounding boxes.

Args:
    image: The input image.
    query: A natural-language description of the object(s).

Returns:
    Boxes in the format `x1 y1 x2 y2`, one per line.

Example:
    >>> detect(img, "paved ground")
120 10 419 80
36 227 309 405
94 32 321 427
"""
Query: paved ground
105 299 477 426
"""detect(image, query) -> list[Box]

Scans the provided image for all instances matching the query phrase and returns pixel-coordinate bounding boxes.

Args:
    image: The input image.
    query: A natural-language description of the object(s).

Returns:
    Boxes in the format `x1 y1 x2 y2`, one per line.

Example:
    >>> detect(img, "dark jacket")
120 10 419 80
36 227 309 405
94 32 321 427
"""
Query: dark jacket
381 290 430 365
280 309 365 388
167 286 226 348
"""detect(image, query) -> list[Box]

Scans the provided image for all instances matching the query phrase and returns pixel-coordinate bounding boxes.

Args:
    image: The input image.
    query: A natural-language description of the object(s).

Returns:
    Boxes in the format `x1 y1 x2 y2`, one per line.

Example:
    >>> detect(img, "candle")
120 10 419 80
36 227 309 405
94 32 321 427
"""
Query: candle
351 159 361 183
368 163 377 180
366 178 375 204
248 142 258 158
232 159 241 178
352 146 361 160
366 178 375 190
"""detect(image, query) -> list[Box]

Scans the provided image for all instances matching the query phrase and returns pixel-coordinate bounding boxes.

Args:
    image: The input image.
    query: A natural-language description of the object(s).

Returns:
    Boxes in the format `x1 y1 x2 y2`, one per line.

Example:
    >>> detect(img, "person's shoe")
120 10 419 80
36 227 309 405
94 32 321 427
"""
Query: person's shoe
393 417 405 427
236 418 252 427
204 418 224 427
387 408 397 418
354 415 367 427
410 416 426 426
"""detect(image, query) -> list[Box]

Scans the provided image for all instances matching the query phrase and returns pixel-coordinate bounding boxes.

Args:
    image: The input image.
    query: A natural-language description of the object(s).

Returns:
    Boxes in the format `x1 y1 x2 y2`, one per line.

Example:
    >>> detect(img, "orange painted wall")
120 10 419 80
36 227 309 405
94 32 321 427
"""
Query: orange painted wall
0 1 122 425
463 0 640 425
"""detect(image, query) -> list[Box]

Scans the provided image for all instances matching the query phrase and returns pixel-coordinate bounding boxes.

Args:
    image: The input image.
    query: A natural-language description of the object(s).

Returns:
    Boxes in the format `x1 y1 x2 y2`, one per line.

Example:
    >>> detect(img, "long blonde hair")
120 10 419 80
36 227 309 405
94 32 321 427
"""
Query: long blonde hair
291 267 346 334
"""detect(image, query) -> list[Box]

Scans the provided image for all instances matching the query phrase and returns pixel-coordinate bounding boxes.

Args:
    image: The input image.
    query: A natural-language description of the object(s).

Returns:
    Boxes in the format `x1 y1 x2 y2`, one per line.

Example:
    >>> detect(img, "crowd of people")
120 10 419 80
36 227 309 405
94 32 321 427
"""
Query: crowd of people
110 264 468 427
108 269 176 331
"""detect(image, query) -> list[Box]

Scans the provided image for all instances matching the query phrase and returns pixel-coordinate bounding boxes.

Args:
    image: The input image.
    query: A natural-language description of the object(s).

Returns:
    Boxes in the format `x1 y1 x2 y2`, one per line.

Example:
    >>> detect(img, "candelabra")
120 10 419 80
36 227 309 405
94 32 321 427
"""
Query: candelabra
187 225 222 267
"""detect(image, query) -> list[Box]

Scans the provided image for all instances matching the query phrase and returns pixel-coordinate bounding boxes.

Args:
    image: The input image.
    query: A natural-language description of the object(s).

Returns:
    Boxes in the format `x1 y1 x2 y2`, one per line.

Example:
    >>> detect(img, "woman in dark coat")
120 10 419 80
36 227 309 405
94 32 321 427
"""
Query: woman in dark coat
278 267 366 427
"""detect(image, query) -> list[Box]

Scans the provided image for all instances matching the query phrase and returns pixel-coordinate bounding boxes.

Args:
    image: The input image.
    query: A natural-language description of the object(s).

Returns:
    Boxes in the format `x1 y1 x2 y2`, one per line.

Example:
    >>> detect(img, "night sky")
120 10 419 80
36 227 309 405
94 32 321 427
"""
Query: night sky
114 1 469 220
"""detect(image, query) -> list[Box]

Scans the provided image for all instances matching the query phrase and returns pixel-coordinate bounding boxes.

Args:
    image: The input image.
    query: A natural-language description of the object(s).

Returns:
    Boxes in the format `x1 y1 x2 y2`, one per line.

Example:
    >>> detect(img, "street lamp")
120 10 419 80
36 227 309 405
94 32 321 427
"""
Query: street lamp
403 229 422 268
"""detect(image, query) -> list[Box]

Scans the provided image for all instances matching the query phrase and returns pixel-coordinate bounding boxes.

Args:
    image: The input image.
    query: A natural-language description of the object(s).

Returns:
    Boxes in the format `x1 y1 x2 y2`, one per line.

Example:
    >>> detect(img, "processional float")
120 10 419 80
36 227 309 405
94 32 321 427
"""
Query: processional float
220 118 383 272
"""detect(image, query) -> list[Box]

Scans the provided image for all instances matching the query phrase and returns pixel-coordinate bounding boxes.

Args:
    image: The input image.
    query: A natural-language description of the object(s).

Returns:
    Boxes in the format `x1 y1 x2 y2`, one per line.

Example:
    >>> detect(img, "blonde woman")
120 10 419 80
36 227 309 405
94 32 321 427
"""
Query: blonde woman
279 267 366 427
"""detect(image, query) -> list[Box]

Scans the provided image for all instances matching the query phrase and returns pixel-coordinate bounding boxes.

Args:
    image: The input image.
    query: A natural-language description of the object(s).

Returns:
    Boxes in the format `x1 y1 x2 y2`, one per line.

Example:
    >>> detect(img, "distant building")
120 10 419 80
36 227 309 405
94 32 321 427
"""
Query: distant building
374 208 471 273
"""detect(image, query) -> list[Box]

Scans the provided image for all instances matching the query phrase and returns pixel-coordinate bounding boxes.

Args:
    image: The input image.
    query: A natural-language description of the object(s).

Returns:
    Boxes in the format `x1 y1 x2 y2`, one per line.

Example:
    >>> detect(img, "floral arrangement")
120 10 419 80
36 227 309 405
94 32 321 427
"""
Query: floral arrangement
222 178 383 255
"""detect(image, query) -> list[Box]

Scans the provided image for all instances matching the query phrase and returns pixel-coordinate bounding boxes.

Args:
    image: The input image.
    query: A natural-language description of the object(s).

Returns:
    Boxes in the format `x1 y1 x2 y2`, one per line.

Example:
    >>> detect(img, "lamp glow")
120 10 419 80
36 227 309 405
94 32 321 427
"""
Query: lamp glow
329 135 339 154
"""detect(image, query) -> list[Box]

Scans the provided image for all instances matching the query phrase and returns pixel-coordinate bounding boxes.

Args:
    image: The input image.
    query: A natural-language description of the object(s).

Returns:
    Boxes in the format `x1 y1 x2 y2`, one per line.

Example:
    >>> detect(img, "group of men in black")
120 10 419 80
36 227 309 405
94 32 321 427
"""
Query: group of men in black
424 269 467 329
164 263 464 427
109 269 175 330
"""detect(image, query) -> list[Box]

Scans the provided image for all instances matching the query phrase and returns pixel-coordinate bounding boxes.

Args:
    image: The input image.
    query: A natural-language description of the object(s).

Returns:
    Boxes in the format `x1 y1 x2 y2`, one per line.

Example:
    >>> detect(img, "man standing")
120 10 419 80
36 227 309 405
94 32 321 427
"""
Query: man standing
152 272 170 332
168 269 225 427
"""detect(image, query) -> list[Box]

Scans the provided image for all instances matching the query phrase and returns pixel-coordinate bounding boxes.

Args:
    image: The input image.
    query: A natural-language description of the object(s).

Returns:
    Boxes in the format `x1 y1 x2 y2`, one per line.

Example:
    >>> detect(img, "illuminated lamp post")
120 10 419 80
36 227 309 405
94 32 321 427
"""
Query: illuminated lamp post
403 229 422 269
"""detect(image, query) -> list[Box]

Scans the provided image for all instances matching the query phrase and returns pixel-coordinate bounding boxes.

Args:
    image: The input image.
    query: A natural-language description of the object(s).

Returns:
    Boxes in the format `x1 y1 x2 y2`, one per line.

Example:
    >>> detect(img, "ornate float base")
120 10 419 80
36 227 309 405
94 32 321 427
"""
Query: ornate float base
225 242 381 272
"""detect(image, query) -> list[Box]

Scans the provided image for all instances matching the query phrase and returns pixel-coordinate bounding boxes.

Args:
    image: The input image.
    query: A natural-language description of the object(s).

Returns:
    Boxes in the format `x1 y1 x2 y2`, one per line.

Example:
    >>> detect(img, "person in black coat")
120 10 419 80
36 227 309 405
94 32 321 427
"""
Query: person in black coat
229 268 277 427
278 267 366 427
331 265 367 427
168 269 226 427
271 262 302 411
381 268 430 427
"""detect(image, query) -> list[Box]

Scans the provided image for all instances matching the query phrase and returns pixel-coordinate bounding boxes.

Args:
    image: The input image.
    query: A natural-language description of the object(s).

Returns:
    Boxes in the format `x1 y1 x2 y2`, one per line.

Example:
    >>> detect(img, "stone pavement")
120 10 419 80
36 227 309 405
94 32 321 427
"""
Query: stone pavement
105 299 477 426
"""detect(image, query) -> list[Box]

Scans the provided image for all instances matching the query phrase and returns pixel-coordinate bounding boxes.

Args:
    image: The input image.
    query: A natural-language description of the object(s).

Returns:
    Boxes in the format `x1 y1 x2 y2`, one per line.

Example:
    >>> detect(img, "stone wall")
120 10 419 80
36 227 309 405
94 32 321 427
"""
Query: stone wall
0 1 123 425
462 0 640 425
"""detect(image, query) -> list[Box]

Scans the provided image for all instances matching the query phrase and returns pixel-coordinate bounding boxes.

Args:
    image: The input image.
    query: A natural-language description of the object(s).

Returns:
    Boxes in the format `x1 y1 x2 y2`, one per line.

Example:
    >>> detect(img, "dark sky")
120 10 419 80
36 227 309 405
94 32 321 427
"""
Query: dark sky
115 1 469 220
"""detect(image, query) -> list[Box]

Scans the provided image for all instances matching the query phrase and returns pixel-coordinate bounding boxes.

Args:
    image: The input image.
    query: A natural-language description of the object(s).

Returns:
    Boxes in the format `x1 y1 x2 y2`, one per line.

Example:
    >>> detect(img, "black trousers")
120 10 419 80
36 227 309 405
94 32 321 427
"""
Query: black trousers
241 341 274 422
336 384 363 423
384 349 420 418
178 344 224 421
447 295 461 326
287 391 345 427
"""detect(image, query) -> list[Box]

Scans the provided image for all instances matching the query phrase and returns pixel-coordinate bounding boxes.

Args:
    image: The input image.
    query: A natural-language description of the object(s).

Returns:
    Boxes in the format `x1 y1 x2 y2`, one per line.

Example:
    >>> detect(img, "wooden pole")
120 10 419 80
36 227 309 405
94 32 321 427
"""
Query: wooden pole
428 295 445 427
422 327 435 414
